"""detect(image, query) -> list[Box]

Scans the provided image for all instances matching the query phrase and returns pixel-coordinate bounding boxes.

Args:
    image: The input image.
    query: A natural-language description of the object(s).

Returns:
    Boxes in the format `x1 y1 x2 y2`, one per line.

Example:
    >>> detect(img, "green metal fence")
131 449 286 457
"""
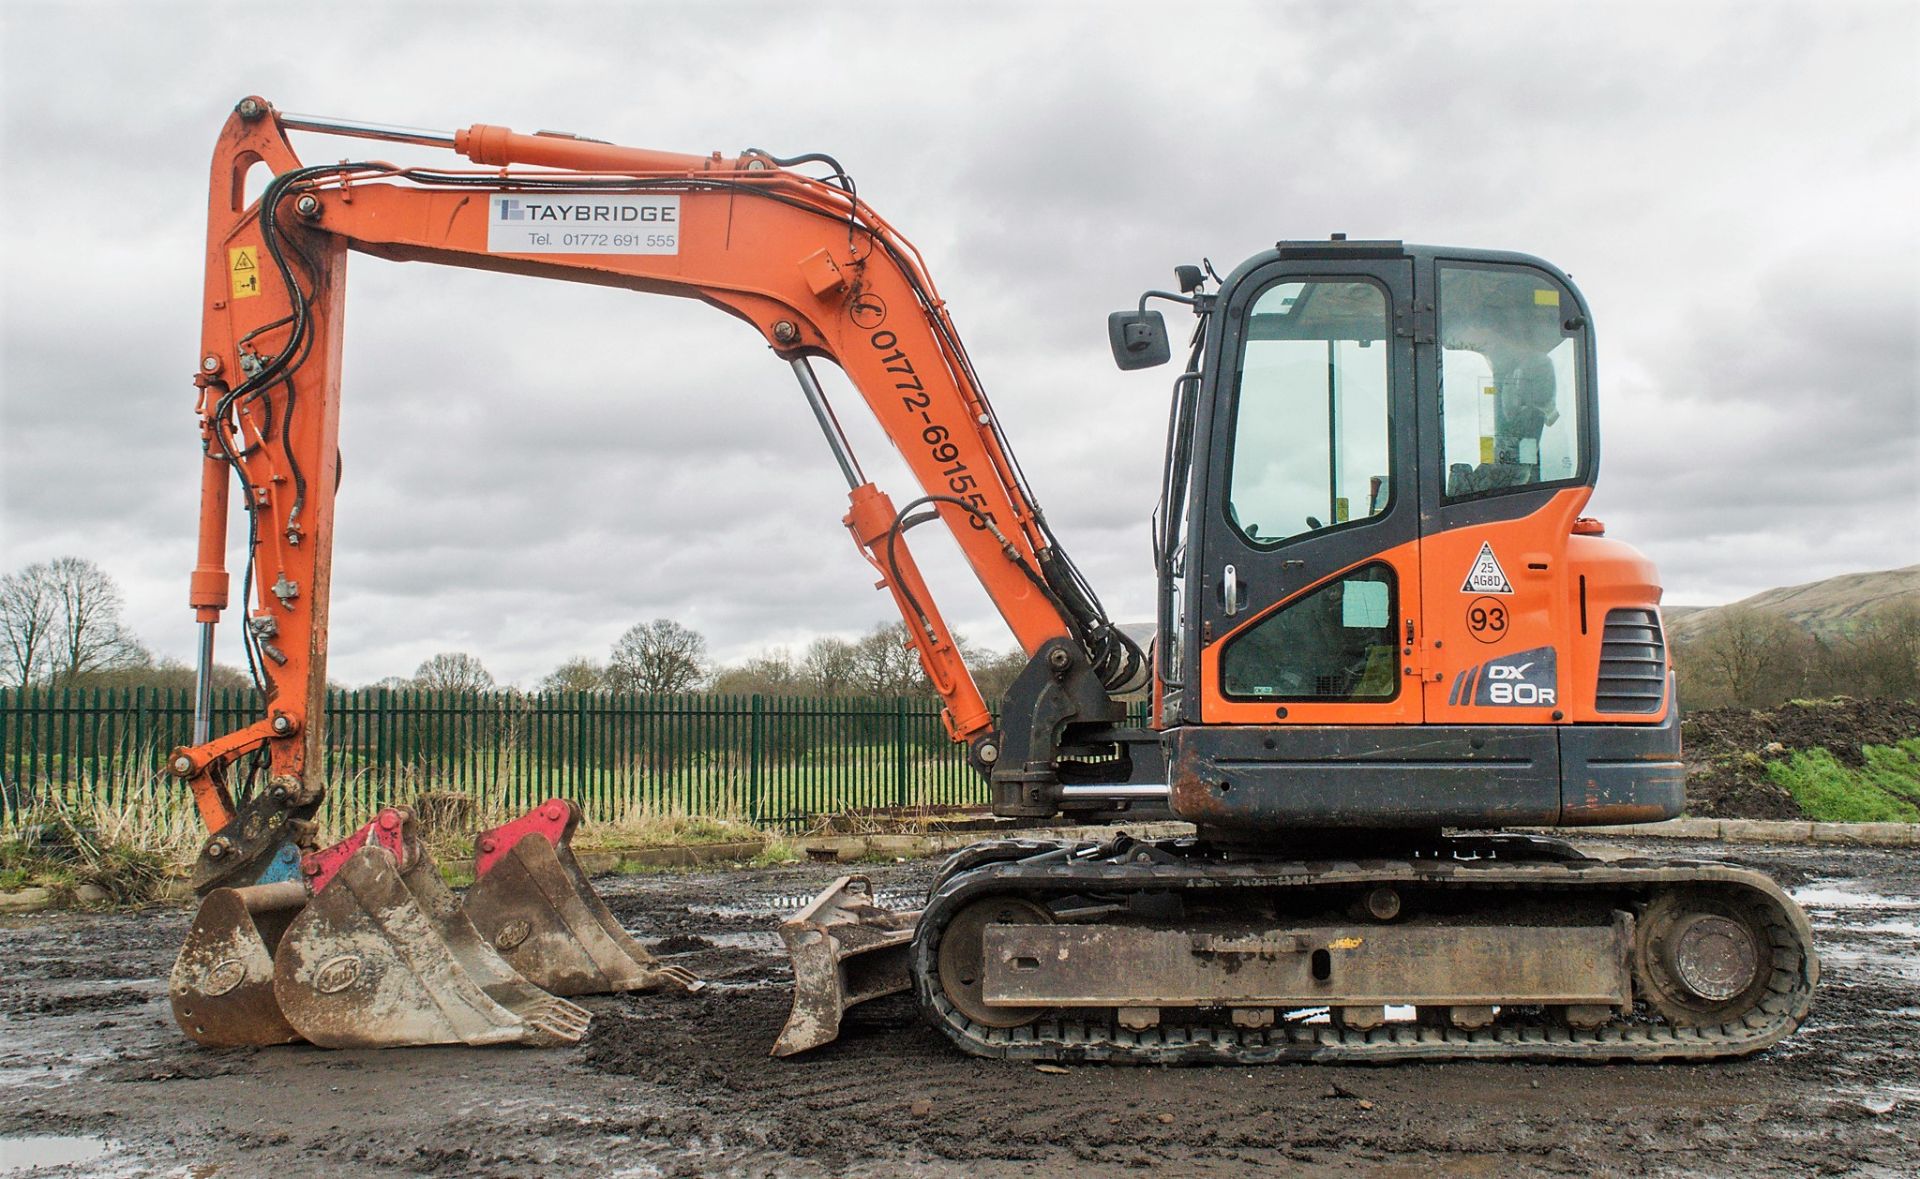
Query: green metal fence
0 686 1031 833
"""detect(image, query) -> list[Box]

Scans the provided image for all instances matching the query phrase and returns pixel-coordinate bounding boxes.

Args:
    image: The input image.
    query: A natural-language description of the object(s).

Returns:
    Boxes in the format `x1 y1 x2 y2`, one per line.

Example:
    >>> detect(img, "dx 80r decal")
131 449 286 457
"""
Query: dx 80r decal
1449 647 1558 707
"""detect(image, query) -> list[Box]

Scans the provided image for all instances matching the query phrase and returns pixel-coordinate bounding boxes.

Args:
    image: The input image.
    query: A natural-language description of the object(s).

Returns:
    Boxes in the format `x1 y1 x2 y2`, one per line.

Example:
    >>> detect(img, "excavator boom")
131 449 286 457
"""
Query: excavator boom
168 97 1143 1050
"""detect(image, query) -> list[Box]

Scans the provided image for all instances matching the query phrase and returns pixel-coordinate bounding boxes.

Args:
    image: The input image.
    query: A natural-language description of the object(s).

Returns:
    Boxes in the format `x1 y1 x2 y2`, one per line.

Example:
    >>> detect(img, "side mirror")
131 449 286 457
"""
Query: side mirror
1107 309 1170 370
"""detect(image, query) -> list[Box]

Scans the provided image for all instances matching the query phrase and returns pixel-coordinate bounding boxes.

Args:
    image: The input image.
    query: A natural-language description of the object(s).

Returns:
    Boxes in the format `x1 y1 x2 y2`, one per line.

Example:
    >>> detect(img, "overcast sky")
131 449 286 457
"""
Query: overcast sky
2 1 1916 687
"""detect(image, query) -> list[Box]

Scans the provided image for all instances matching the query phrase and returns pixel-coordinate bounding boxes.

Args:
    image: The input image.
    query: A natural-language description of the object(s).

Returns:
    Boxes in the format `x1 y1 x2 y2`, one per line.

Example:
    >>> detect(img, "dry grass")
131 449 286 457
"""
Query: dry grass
579 803 771 850
0 776 193 904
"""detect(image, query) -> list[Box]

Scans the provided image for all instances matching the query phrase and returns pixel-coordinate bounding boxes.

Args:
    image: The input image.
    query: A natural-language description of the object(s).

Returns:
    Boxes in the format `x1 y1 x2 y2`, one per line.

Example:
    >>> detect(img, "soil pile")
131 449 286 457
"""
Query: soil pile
1682 697 1920 818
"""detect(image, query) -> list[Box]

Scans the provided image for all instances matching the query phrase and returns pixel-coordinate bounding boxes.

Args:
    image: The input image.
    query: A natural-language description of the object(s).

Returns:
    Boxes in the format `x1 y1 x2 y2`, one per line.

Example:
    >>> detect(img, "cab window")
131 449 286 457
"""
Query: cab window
1221 564 1399 701
1227 279 1392 546
1439 265 1586 501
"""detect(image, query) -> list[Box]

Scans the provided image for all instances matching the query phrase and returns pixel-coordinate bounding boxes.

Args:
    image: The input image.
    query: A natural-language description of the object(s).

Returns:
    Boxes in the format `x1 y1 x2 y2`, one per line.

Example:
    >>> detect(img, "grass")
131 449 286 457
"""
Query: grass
1764 739 1920 823
1 756 202 905
748 835 805 867
0 806 180 905
580 805 771 849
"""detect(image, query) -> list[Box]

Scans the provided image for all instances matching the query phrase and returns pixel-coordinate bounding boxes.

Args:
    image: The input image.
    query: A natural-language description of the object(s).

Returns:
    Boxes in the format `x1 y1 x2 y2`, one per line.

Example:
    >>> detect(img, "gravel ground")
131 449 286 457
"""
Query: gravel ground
1 839 1915 1177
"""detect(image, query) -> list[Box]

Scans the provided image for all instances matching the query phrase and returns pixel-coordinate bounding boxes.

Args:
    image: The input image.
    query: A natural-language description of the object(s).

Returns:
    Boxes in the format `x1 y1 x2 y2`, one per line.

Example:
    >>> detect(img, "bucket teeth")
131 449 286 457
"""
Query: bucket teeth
774 874 920 1057
465 799 702 997
169 805 589 1050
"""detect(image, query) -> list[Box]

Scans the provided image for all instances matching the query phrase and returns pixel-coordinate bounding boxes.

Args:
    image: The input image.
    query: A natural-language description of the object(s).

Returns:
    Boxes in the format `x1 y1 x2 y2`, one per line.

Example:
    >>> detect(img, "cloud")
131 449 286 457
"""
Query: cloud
2 2 1914 687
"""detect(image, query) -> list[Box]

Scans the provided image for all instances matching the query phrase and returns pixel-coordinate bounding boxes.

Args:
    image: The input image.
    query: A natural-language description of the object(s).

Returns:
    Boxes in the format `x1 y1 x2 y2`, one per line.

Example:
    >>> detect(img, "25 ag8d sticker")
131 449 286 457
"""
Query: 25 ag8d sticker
1448 646 1557 707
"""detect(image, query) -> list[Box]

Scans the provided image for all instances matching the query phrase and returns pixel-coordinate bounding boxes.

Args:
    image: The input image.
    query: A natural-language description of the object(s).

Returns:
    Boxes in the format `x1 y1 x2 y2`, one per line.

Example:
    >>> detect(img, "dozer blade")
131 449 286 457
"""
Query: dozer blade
273 810 590 1049
774 875 920 1057
170 880 309 1047
464 799 700 996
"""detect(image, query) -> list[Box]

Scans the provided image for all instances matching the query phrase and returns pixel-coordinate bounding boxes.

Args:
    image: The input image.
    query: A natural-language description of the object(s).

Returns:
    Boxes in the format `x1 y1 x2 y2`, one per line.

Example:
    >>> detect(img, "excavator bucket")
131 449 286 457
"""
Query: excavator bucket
170 880 308 1047
774 875 920 1057
463 799 700 997
169 806 589 1049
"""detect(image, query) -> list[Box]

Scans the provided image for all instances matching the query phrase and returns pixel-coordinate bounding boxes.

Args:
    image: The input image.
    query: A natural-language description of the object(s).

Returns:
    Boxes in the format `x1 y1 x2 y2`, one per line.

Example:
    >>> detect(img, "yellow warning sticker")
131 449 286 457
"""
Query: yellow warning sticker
1533 288 1560 306
1480 436 1496 464
229 246 261 299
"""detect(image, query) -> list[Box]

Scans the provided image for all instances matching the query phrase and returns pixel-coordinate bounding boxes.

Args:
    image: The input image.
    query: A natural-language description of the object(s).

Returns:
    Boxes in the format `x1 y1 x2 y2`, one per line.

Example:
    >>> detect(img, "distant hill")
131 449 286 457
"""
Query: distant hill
1665 565 1920 642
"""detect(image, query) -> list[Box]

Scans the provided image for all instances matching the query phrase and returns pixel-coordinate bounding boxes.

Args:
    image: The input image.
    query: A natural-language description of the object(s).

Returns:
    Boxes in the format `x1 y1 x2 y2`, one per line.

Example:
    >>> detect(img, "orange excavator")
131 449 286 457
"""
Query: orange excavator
169 97 1816 1062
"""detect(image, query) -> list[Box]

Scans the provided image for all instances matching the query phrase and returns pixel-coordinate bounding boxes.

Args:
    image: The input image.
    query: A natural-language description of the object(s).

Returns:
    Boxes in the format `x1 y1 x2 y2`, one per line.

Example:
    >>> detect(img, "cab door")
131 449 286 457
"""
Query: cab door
1191 252 1422 726
1415 257 1598 725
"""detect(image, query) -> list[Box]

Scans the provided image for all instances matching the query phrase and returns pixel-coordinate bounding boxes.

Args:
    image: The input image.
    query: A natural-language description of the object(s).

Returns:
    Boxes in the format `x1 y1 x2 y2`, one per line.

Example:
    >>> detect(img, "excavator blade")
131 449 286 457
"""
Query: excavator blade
169 880 308 1047
274 829 590 1049
464 799 700 996
773 875 919 1057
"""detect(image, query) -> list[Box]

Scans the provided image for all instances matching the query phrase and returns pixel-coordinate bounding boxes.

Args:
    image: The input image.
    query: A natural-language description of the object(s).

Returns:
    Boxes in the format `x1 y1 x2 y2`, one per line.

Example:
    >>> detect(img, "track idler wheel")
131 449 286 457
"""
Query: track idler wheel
464 799 700 997
1634 888 1773 1027
935 896 1053 1029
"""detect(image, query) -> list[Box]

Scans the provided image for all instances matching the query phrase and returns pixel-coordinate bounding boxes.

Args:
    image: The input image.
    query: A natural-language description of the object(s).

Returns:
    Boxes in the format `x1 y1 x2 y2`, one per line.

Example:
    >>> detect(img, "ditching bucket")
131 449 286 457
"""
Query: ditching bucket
773 875 919 1056
170 806 589 1049
464 799 699 997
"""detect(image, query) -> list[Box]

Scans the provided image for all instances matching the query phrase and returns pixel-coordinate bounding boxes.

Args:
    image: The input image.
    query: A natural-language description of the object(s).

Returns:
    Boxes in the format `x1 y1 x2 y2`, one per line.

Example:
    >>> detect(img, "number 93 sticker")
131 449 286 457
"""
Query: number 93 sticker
1465 596 1508 644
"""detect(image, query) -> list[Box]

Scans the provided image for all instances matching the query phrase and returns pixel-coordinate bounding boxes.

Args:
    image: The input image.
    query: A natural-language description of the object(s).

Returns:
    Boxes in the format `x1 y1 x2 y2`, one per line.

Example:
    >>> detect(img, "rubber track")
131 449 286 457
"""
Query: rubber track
911 845 1819 1064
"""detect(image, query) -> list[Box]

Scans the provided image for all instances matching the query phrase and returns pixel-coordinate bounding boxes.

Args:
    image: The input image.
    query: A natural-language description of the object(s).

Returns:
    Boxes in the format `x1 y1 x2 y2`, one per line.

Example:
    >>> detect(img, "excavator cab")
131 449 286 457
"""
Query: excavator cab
1136 240 1682 836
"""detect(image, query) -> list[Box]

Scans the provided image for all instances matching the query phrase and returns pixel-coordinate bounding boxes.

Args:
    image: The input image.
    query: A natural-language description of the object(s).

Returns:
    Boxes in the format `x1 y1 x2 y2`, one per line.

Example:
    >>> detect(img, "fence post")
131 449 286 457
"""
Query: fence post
0 688 9 826
375 687 391 800
574 692 588 802
749 693 764 823
893 696 909 809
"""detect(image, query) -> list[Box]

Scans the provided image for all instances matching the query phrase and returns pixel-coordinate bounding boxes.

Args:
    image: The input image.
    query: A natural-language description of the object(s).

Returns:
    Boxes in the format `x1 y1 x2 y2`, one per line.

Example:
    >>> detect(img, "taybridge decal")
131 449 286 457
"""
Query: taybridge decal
486 194 681 255
1460 541 1513 594
1448 646 1557 707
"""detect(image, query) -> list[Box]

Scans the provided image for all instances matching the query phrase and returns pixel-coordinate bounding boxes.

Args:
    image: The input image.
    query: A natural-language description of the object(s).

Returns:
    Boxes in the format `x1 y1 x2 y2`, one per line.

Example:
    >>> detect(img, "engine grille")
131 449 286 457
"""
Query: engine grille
1595 608 1667 714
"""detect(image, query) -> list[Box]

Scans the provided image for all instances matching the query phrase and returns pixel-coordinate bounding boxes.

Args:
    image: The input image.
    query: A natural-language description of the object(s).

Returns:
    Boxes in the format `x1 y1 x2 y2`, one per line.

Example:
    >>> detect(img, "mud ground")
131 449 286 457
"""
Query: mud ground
2 840 1916 1177
1682 698 1920 819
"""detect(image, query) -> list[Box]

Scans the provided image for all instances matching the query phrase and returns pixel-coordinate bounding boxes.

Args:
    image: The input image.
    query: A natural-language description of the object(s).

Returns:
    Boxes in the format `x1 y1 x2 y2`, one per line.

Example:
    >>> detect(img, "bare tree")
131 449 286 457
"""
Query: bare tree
1829 599 1920 700
608 619 708 693
713 648 803 695
799 636 860 695
851 622 932 696
1680 607 1814 709
540 656 609 693
1 557 146 686
412 651 496 693
0 563 58 686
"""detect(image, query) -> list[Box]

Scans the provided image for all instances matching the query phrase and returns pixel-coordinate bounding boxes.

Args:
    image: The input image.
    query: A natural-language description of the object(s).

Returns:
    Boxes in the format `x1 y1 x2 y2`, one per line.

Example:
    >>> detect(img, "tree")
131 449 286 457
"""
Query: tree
0 557 146 686
608 619 708 693
850 622 932 696
48 557 144 680
412 651 496 693
799 636 860 695
0 563 57 687
712 648 803 695
541 656 609 693
1679 607 1814 709
1822 599 1920 701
